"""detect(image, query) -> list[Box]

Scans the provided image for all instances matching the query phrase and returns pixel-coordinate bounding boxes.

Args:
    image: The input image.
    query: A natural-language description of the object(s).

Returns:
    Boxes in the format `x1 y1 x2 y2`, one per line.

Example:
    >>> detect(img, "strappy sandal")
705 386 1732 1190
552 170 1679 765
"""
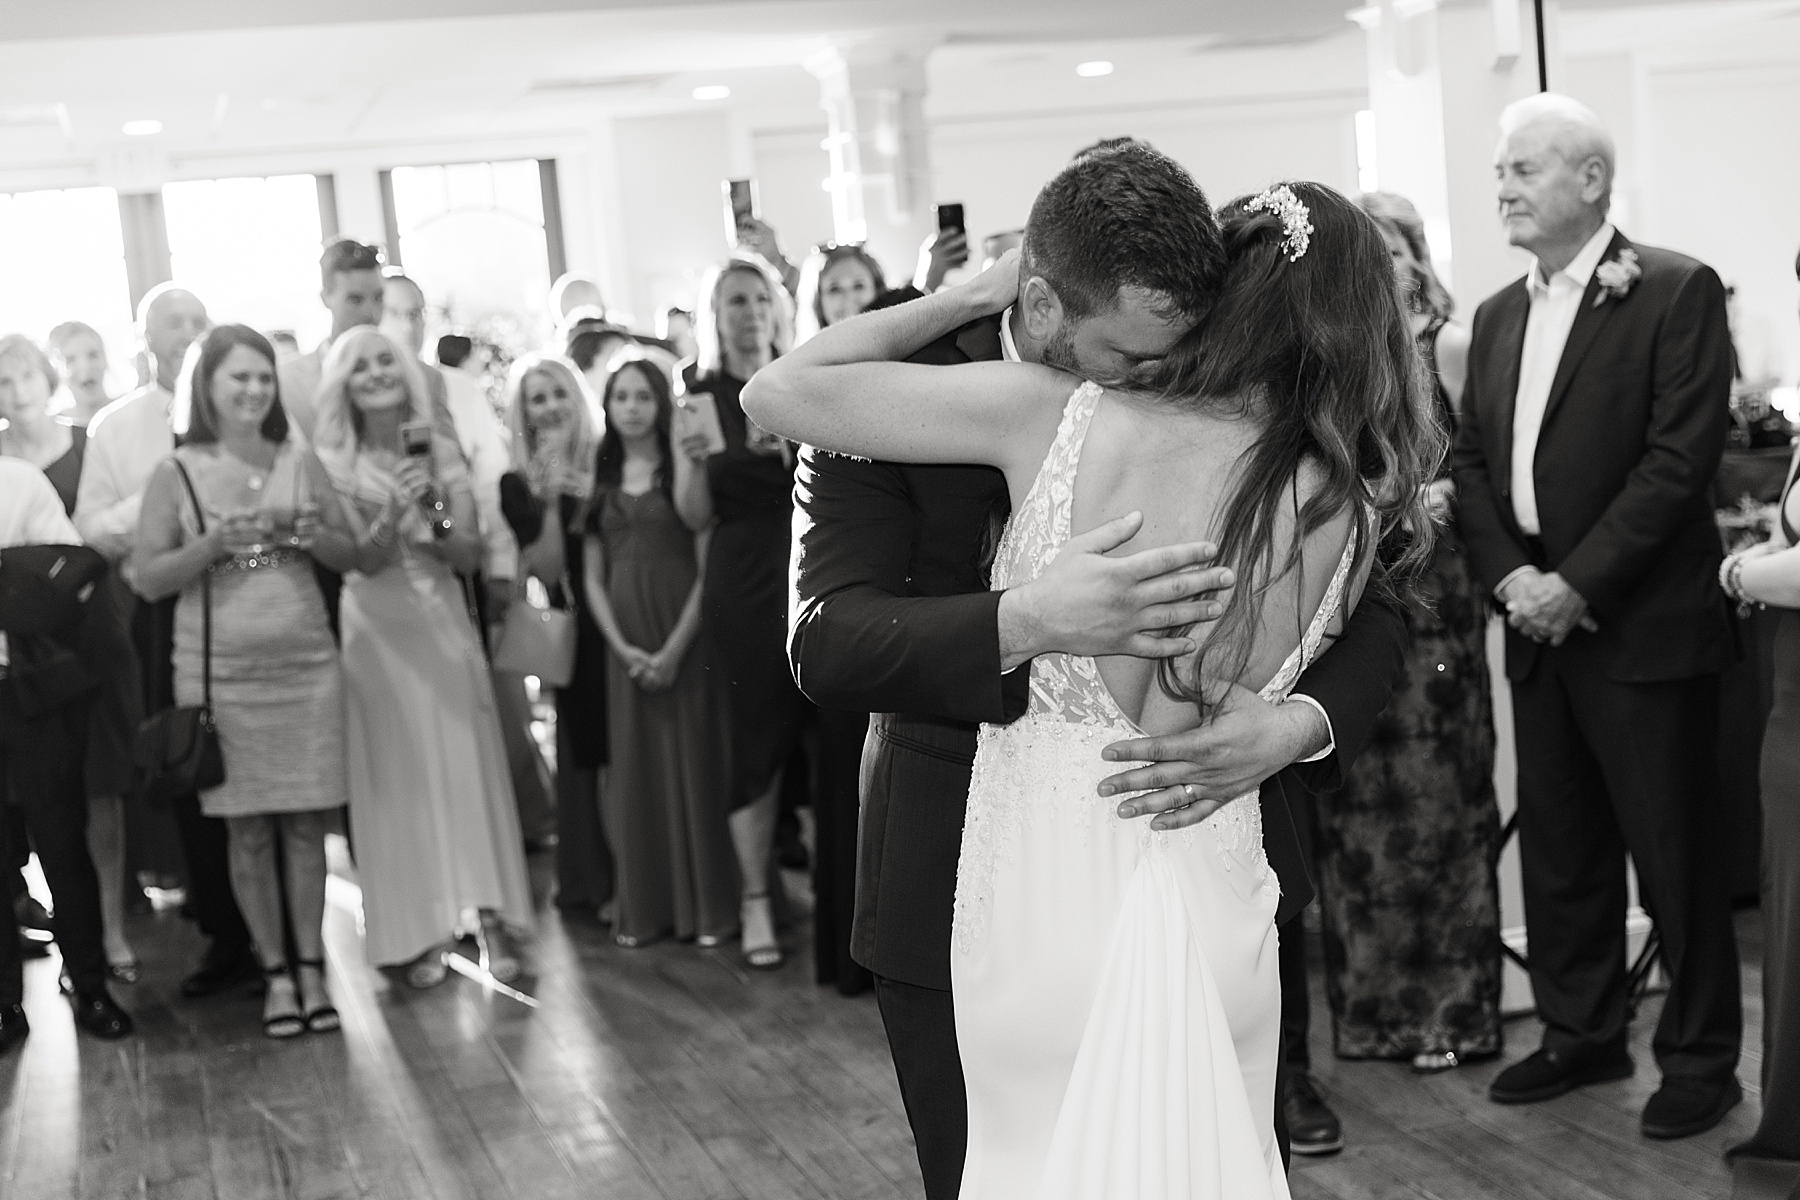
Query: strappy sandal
740 892 783 971
476 919 522 984
405 947 449 989
295 959 339 1033
262 965 305 1039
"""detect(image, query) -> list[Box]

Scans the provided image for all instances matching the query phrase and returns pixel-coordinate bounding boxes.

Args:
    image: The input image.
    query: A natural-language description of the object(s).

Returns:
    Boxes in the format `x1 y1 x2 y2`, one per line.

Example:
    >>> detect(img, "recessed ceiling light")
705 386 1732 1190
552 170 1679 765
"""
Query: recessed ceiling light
692 85 731 101
122 119 163 136
1076 61 1114 78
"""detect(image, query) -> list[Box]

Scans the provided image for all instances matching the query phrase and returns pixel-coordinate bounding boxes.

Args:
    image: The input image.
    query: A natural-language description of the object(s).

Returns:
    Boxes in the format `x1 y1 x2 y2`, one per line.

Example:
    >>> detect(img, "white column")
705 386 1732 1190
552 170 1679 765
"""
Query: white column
805 39 938 286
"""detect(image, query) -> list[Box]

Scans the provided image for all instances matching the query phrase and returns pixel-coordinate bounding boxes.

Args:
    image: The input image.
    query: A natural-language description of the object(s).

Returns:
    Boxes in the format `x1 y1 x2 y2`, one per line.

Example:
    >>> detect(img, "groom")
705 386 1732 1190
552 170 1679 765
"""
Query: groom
789 142 1410 1199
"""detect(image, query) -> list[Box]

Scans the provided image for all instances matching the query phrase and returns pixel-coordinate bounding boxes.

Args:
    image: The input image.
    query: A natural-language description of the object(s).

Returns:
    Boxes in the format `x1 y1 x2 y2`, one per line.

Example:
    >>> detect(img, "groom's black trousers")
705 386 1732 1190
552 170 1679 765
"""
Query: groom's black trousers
874 974 968 1200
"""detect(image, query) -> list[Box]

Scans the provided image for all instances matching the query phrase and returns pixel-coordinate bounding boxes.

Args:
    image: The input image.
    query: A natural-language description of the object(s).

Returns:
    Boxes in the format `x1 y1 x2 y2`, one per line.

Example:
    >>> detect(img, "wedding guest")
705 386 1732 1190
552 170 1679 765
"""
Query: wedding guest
795 245 887 342
1719 249 1800 1176
76 285 261 1001
499 355 612 915
1292 193 1501 1075
132 325 360 1038
1454 94 1741 1137
579 354 735 946
0 459 134 1050
381 274 555 843
673 255 799 969
47 321 114 424
313 327 533 986
0 334 141 982
566 319 634 402
279 238 388 439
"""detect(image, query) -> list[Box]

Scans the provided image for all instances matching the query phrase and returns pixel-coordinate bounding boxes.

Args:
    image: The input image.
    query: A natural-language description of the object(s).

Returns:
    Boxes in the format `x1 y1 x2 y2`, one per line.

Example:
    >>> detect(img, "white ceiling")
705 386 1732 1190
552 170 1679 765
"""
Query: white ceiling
2 0 1795 180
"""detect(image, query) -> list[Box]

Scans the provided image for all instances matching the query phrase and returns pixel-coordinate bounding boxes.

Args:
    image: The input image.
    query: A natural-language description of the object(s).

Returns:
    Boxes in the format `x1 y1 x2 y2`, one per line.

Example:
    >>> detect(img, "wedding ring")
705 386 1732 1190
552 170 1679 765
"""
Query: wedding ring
1182 784 1198 803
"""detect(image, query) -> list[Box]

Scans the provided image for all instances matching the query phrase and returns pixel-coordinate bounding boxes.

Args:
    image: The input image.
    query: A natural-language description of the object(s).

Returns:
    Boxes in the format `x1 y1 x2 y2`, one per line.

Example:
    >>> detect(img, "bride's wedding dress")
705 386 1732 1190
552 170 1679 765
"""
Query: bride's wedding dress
952 382 1354 1200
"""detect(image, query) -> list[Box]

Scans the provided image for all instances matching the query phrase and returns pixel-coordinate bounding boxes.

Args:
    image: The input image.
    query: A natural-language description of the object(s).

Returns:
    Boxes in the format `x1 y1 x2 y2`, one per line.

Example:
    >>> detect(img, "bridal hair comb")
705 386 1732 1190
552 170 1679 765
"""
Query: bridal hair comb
1245 185 1314 263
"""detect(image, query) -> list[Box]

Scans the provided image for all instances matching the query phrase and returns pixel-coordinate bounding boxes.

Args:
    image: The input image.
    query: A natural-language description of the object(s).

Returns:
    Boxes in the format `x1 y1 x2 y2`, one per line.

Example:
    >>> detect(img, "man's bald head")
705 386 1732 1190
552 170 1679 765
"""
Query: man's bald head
136 284 209 390
381 272 429 359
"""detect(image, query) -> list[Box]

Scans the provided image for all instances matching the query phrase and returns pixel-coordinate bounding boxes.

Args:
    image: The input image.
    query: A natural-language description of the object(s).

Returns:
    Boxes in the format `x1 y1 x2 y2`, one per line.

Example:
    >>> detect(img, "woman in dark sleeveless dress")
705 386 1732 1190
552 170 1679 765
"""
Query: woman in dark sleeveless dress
1721 390 1800 1181
672 256 803 970
1310 195 1503 1072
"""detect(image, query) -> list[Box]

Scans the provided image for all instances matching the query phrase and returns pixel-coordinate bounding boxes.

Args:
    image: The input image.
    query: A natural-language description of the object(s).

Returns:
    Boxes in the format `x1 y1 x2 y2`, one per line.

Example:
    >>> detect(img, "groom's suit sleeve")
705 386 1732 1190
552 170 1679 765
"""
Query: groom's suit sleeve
789 446 1028 725
1285 589 1409 794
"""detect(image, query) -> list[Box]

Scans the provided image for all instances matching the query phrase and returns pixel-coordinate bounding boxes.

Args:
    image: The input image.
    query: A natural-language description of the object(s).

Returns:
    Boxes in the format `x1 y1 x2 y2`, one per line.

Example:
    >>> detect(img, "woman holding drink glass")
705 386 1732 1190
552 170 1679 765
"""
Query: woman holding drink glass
133 325 361 1038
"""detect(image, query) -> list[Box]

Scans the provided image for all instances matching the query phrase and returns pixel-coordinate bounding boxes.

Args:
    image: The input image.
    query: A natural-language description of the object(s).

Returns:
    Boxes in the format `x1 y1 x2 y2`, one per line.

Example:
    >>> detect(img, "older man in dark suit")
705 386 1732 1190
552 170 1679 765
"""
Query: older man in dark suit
1453 93 1741 1139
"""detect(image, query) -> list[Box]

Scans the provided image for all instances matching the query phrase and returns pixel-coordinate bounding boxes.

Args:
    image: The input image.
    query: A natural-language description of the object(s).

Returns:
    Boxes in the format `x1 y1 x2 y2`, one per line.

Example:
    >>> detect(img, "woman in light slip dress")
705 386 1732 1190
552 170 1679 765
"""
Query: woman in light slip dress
745 183 1442 1200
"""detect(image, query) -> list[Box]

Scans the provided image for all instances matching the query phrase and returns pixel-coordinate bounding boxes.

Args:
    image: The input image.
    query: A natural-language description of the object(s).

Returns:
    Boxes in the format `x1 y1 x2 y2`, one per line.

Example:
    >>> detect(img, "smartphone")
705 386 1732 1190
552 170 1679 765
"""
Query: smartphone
674 391 727 457
723 178 758 245
934 202 965 236
399 420 434 460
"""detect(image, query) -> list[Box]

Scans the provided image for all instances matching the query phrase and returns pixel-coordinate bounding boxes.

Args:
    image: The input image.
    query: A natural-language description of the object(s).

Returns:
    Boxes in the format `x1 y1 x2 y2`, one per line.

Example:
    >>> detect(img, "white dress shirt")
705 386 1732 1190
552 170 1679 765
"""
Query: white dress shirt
1509 221 1616 537
278 343 328 442
436 364 518 580
1 458 82 549
1000 307 1335 760
74 383 175 566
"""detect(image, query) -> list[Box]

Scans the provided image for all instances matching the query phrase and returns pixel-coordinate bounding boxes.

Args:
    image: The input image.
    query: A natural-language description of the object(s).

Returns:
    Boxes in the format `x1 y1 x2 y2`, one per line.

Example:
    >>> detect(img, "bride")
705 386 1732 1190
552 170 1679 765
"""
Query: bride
744 181 1440 1199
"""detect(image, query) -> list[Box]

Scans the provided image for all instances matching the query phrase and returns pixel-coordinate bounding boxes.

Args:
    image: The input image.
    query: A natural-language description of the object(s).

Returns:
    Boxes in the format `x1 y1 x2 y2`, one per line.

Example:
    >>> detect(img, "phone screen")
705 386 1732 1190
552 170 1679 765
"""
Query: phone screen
399 420 434 459
723 179 758 244
934 202 965 235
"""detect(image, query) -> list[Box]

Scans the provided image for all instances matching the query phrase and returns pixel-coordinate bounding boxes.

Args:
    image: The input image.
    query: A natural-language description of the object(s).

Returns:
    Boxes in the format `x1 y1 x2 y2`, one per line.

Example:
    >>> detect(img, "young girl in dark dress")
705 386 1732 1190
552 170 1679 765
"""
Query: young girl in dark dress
580 356 736 947
672 256 802 969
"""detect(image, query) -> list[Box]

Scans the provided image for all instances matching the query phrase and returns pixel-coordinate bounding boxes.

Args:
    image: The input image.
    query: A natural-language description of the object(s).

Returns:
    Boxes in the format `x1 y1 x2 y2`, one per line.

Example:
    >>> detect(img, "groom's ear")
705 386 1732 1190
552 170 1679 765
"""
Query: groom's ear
1020 275 1064 342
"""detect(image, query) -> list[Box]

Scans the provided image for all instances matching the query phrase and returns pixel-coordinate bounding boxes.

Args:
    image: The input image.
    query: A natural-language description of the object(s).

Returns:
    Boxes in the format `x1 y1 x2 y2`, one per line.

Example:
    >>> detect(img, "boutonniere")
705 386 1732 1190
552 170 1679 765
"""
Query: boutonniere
1592 247 1641 308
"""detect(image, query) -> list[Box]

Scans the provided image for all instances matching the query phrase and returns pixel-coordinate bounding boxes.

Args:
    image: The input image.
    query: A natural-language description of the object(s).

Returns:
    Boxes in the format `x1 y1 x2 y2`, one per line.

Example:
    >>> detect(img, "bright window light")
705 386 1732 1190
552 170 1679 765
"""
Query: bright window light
122 119 162 136
1355 109 1379 194
692 85 731 101
1075 61 1114 78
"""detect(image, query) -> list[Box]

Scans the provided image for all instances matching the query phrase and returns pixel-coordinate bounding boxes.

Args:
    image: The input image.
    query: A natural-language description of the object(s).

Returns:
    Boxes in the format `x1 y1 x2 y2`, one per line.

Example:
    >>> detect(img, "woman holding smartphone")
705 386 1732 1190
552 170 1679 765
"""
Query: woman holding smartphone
312 327 533 988
673 255 799 969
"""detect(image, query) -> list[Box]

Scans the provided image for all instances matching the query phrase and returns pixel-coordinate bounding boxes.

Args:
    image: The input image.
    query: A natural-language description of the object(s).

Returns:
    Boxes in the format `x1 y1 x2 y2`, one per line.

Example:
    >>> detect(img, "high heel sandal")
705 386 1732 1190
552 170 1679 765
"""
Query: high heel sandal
262 965 305 1039
476 920 522 984
739 891 783 971
295 959 339 1033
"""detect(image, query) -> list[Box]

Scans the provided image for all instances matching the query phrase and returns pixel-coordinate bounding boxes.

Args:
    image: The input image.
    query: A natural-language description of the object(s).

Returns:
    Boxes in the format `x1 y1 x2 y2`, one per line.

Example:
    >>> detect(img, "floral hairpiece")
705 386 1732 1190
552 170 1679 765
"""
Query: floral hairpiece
1245 185 1314 263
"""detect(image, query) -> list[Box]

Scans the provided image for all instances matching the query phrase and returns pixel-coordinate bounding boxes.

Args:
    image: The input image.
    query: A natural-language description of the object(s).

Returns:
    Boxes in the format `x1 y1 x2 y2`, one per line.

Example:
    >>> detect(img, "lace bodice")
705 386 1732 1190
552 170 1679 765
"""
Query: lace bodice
953 382 1358 952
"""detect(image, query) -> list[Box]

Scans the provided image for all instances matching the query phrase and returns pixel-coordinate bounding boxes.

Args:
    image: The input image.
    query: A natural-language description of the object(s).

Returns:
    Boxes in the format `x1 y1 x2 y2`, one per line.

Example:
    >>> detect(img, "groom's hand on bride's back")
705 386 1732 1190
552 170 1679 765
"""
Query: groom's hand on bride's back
996 510 1232 673
1095 684 1331 832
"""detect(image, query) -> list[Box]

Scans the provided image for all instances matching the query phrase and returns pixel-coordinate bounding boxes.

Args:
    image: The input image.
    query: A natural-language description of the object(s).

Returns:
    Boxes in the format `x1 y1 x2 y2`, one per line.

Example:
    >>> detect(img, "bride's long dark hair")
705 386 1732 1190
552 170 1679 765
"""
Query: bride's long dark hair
1140 181 1443 717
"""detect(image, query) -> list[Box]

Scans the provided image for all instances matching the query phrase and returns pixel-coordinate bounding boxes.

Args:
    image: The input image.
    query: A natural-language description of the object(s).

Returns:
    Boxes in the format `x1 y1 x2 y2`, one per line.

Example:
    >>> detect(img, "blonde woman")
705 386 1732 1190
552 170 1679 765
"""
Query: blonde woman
671 255 799 969
497 354 614 917
311 327 532 987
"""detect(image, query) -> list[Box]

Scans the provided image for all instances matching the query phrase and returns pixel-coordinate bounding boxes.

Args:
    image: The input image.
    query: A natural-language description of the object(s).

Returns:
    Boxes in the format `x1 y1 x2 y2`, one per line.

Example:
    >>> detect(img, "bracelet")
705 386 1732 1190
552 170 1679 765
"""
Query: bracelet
1721 552 1763 618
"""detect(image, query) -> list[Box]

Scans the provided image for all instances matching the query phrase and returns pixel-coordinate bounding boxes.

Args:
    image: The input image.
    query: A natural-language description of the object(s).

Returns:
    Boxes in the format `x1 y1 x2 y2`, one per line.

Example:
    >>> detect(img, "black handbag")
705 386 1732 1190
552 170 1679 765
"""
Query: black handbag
132 458 225 805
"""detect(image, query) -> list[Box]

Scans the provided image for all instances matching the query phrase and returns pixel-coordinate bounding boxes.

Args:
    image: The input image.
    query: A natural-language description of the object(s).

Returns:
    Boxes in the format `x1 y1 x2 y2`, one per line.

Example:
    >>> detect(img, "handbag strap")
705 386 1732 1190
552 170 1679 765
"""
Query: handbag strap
169 456 213 712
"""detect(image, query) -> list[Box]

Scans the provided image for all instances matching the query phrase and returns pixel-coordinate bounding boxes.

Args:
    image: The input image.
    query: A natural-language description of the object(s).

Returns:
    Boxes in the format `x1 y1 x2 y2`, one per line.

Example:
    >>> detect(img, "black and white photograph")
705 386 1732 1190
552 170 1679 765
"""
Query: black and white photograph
0 0 1797 1197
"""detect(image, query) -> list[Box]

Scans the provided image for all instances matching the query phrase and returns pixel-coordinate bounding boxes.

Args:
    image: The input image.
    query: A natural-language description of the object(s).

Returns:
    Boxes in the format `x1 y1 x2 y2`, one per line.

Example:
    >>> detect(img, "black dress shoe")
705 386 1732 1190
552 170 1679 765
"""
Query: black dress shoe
72 990 134 1040
0 1003 28 1055
1489 1045 1633 1104
180 947 262 998
1642 1076 1742 1139
1285 1072 1345 1155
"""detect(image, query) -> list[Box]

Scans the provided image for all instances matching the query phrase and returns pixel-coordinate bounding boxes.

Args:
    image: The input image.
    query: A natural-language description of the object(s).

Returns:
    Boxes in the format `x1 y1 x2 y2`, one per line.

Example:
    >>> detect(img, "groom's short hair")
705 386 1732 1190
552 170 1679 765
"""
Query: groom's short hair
1021 143 1224 322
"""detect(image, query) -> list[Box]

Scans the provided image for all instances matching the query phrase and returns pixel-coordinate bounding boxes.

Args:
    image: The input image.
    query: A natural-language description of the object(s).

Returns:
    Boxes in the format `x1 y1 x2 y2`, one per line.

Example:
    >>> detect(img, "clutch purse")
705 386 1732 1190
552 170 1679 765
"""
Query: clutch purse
492 582 578 688
133 458 226 805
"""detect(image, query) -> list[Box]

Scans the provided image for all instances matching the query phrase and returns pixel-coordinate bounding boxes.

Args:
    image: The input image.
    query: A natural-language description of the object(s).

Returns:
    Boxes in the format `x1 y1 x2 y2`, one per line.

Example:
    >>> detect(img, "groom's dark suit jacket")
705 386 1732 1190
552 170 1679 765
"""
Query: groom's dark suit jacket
788 314 1410 991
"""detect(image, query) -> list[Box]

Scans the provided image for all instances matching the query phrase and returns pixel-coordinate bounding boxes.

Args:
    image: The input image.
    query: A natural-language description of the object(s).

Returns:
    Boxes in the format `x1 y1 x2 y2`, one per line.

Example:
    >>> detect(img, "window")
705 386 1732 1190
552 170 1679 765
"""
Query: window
383 159 562 348
163 173 330 348
0 186 135 399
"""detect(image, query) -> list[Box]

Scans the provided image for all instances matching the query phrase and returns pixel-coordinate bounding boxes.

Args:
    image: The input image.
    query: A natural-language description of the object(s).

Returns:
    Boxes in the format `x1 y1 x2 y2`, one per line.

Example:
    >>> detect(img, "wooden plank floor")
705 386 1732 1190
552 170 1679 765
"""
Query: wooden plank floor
0 848 1779 1200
